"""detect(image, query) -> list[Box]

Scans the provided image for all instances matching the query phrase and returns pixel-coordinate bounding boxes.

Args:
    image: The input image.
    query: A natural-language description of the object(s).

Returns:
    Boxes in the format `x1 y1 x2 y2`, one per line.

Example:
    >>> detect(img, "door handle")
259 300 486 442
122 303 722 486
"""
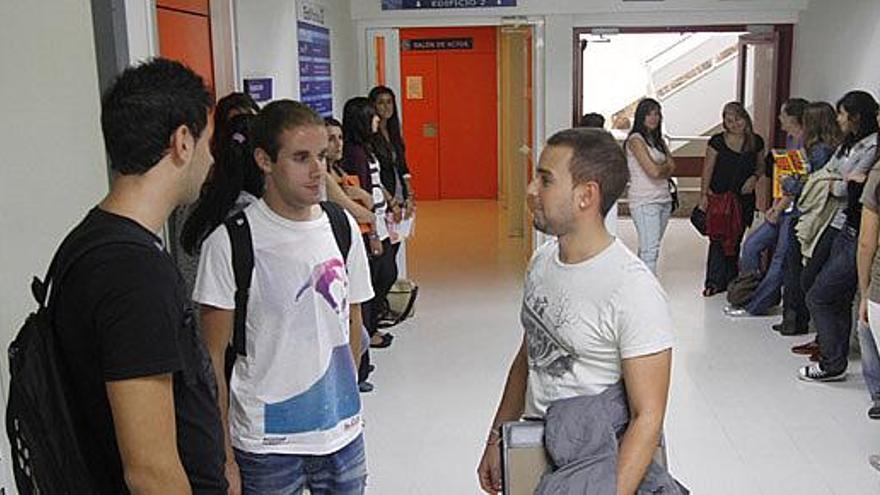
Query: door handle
423 122 438 138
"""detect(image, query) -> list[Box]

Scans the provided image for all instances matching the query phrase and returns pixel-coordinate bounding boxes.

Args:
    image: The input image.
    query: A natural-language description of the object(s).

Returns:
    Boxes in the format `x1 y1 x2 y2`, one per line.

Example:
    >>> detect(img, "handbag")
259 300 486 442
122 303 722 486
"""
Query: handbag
689 206 707 236
668 178 679 212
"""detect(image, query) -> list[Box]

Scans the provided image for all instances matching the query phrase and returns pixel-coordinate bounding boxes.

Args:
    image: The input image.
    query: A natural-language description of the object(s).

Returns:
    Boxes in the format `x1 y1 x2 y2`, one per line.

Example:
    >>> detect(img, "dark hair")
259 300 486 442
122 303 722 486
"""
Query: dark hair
803 102 843 154
782 98 809 126
252 100 325 162
369 86 405 148
836 90 879 155
722 102 758 153
343 97 378 153
212 92 260 154
101 58 212 175
546 128 629 216
579 113 606 128
627 98 668 154
181 113 264 254
325 117 342 129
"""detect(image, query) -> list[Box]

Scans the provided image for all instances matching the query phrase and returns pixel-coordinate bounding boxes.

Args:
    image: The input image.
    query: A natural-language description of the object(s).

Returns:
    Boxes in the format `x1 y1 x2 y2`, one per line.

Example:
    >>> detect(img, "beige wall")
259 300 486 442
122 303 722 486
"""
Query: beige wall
0 0 108 486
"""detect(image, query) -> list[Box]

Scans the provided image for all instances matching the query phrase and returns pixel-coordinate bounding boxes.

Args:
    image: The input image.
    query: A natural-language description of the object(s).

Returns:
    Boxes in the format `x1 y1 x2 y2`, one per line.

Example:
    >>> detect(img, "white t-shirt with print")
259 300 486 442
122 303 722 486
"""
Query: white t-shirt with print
522 238 675 417
368 157 389 241
193 199 374 455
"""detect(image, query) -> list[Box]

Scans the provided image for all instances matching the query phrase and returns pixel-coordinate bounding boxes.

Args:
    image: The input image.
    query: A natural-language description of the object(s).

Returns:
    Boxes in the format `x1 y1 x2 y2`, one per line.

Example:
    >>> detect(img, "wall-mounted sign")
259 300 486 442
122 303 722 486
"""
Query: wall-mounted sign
402 38 474 51
405 76 423 99
243 77 274 103
298 1 325 25
297 21 333 117
382 0 516 9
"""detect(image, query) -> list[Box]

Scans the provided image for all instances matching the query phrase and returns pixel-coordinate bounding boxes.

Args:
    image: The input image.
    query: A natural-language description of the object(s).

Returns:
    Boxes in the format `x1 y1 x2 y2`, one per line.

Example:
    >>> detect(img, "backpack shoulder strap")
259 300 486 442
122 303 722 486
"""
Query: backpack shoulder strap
320 201 352 262
223 211 254 357
39 228 156 310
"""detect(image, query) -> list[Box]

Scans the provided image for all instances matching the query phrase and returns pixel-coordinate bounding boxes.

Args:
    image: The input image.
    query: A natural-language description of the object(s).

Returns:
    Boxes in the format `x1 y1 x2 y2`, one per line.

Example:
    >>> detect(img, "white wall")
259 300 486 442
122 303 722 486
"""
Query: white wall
234 0 359 117
792 0 880 102
0 0 108 486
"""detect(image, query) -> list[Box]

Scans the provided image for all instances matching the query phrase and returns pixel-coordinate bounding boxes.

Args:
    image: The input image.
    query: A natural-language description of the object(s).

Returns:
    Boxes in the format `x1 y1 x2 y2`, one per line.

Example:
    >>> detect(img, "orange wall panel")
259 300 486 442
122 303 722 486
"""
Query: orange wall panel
157 7 215 94
157 0 209 15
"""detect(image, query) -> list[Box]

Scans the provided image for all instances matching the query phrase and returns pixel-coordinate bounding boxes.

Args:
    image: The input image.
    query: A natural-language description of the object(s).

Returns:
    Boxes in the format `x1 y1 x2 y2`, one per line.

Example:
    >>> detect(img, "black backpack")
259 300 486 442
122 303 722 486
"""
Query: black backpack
223 202 352 375
7 230 153 494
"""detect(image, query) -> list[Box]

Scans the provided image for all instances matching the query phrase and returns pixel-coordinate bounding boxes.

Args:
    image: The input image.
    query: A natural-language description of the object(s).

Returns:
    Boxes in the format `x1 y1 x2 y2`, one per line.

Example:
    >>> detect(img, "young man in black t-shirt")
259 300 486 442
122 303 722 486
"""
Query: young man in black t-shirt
52 58 226 493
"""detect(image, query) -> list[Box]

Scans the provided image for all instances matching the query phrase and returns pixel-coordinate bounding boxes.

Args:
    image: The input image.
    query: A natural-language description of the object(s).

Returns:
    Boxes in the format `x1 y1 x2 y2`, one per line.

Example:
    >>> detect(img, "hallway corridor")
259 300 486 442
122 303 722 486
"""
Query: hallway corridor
362 200 880 495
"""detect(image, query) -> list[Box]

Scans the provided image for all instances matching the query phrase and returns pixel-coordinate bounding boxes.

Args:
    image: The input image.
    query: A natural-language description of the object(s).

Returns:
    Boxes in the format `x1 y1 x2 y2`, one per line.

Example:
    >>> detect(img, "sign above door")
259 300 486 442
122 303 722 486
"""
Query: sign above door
402 38 474 51
382 0 516 10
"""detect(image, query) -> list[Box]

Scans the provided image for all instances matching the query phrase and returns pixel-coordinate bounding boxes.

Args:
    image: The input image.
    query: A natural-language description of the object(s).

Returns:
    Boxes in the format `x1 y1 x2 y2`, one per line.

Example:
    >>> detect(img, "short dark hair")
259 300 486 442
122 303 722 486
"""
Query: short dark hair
546 128 629 216
252 100 325 161
579 113 605 128
101 58 213 175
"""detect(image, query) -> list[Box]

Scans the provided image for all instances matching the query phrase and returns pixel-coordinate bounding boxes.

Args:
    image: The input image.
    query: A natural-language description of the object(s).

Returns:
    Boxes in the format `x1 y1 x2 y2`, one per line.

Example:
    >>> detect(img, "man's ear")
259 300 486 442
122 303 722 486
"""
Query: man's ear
254 148 273 174
168 124 194 168
574 181 601 212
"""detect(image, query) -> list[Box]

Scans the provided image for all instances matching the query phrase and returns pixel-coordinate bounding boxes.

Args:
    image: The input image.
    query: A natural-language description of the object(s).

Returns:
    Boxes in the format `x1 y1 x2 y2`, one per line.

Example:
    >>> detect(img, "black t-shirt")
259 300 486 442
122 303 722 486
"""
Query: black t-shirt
708 133 765 195
52 208 226 494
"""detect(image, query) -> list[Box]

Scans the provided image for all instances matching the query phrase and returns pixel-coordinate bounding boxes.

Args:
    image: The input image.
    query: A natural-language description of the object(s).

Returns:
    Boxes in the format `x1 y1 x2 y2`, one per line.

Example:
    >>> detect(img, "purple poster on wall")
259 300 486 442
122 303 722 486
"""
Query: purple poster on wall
382 0 516 9
297 21 333 117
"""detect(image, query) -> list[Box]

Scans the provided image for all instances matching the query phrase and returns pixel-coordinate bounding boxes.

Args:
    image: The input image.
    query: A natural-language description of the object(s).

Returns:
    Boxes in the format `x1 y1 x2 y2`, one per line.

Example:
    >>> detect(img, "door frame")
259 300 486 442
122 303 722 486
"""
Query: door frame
572 24 793 148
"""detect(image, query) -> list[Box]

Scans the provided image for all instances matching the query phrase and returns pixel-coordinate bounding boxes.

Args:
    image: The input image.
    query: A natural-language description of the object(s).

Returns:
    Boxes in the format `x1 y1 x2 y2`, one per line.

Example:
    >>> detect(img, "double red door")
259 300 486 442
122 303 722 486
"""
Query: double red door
401 27 498 200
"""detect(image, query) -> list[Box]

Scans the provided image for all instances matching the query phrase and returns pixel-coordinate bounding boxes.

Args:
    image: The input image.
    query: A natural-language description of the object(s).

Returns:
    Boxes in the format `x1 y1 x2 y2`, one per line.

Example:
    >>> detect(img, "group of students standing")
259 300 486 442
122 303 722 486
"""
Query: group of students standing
30 57 420 494
620 90 880 471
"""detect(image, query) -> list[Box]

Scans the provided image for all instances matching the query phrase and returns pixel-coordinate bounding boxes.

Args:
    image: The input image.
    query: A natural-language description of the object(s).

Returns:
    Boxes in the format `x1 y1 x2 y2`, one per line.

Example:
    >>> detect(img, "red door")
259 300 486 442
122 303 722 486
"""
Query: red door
401 27 498 200
401 55 440 200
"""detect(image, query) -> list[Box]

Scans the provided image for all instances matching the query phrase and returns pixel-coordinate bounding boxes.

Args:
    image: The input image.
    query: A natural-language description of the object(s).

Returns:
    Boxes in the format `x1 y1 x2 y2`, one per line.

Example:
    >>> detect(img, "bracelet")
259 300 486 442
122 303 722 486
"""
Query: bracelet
486 427 502 445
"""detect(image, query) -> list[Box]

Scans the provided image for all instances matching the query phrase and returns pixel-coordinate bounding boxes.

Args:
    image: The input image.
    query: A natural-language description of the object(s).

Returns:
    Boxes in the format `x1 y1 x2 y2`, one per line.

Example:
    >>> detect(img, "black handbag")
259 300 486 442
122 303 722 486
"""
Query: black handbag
668 179 679 212
690 206 707 236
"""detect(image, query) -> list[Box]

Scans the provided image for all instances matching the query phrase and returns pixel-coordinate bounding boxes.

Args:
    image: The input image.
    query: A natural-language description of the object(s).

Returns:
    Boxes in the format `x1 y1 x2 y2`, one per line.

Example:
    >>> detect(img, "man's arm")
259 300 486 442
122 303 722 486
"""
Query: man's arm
617 349 672 495
349 303 364 369
199 305 240 494
106 375 191 495
477 337 529 494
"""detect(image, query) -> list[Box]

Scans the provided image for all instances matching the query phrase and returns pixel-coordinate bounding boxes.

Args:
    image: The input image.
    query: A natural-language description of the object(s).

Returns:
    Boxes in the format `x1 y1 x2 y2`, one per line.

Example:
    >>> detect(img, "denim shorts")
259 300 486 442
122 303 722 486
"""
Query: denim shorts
235 435 367 495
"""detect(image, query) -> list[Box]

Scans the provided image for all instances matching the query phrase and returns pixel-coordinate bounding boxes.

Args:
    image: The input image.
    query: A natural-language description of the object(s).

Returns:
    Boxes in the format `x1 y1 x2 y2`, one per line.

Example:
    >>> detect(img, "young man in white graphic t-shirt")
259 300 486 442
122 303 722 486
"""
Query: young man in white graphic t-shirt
195 101 373 494
477 128 675 494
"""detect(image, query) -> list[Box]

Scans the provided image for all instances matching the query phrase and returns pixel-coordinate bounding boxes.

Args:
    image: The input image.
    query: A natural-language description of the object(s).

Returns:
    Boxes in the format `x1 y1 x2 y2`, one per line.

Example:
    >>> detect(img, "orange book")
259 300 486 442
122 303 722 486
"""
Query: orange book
341 175 372 234
772 148 807 199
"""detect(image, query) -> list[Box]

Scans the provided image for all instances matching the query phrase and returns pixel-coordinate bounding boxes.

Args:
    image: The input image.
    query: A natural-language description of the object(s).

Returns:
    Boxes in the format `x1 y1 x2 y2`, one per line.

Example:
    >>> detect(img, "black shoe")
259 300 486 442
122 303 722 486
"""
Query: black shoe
780 322 808 336
772 322 784 333
869 404 880 420
358 381 375 393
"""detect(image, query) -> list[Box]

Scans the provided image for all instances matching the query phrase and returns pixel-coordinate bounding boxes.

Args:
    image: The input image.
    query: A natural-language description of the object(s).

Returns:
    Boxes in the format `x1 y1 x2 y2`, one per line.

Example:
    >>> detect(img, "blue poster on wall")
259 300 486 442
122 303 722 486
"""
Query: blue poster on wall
297 21 333 117
382 0 516 9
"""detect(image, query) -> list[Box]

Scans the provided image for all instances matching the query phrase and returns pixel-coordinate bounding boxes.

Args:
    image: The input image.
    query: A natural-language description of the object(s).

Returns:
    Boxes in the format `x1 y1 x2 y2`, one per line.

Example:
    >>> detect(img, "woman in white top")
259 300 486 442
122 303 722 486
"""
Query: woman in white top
625 98 676 274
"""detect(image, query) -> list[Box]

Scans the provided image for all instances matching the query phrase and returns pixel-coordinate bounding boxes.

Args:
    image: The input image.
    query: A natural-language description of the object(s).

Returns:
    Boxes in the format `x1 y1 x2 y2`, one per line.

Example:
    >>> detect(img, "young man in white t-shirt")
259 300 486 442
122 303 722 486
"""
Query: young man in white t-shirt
195 100 374 494
477 128 675 494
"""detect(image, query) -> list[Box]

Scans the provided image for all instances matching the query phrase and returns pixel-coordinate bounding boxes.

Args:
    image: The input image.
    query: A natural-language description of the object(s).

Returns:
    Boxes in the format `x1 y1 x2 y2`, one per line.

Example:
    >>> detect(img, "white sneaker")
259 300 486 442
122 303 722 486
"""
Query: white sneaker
724 306 750 317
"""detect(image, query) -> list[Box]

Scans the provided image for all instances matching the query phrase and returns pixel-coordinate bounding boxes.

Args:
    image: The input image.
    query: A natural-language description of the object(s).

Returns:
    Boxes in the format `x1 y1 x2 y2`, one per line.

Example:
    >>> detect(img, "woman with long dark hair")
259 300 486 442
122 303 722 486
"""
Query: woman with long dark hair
699 102 765 296
625 98 675 274
369 85 415 220
211 92 260 155
797 90 879 382
181 113 263 256
342 97 396 388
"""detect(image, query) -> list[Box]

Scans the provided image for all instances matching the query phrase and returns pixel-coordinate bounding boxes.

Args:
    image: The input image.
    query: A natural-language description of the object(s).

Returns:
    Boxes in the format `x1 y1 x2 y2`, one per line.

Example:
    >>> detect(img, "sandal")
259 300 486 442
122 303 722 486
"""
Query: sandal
702 286 722 297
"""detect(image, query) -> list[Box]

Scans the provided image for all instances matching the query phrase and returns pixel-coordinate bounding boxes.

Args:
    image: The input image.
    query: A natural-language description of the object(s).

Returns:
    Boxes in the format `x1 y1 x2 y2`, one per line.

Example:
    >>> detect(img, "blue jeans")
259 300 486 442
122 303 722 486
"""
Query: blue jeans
630 202 672 274
859 320 880 403
745 214 793 314
740 217 780 273
807 227 858 374
235 435 367 495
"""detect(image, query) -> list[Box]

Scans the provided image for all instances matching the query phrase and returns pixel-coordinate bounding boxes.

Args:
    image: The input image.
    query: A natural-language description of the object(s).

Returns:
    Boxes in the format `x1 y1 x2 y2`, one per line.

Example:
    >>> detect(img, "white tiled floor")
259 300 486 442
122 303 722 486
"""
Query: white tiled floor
362 200 880 495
